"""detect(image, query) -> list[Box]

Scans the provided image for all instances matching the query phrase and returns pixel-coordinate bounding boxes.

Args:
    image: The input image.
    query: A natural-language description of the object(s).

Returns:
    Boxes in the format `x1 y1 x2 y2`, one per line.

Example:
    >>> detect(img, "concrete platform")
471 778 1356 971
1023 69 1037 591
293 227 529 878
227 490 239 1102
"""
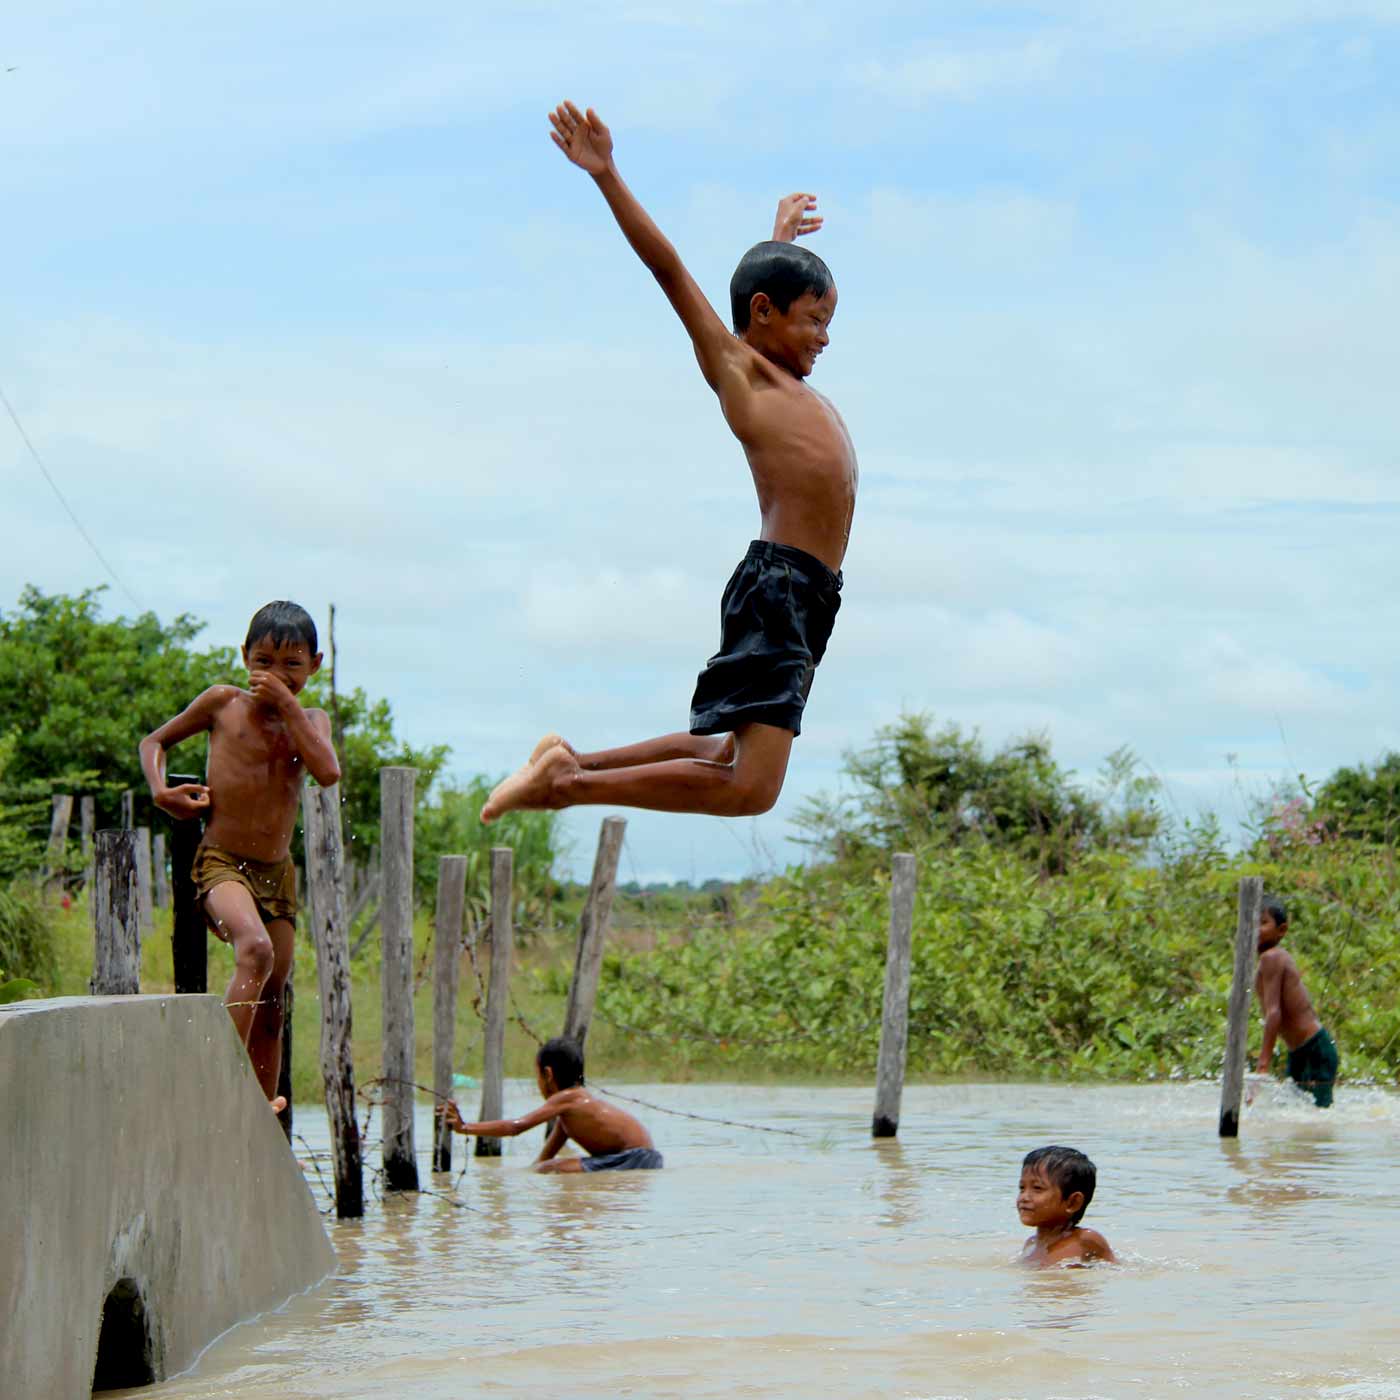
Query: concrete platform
0 994 336 1396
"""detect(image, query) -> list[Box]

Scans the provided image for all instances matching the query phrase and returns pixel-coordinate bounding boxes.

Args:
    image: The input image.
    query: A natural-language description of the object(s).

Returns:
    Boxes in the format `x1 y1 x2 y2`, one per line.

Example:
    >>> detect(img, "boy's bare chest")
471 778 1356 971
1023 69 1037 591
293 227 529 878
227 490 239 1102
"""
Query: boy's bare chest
211 712 301 786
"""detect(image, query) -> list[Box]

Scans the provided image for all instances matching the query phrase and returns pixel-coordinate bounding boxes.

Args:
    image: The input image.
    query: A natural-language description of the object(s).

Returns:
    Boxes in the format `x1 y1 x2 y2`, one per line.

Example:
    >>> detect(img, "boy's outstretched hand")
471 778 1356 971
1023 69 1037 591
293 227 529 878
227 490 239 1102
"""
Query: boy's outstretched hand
549 101 613 175
437 1099 468 1135
773 193 822 242
154 782 211 820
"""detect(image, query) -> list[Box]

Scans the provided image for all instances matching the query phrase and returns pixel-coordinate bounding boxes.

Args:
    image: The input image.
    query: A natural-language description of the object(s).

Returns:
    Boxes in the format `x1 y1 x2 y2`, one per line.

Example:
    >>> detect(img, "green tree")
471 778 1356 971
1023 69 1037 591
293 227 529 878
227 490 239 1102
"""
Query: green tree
1314 753 1400 845
795 712 1160 873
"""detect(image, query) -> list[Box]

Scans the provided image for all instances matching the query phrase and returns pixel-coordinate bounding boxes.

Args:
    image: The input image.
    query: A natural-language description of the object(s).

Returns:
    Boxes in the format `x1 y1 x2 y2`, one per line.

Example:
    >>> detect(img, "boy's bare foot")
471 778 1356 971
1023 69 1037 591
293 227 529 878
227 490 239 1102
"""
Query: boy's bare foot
528 732 575 765
270 1095 288 1114
481 745 578 823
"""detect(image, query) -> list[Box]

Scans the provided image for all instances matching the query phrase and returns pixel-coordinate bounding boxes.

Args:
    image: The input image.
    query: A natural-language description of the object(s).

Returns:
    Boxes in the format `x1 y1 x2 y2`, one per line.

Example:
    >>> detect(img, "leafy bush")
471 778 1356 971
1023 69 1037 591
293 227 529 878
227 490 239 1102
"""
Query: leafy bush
0 880 58 991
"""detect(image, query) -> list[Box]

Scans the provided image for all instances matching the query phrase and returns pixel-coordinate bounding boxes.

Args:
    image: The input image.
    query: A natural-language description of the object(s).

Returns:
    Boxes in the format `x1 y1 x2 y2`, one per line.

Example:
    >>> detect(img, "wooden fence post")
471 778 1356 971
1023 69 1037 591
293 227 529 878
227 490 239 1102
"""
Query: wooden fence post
166 774 206 995
302 781 363 1217
562 816 626 1049
133 826 153 932
432 854 468 1172
43 794 73 895
277 982 294 1141
152 832 169 909
1220 876 1263 1138
80 796 95 890
121 790 134 830
380 766 419 1191
872 853 918 1139
91 830 141 995
477 847 514 1158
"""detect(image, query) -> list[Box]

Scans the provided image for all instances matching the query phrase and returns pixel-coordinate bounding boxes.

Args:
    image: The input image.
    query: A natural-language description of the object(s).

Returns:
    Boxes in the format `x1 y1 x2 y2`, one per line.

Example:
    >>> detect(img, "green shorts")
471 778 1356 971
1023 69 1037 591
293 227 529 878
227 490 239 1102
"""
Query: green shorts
192 840 298 931
1286 1027 1338 1108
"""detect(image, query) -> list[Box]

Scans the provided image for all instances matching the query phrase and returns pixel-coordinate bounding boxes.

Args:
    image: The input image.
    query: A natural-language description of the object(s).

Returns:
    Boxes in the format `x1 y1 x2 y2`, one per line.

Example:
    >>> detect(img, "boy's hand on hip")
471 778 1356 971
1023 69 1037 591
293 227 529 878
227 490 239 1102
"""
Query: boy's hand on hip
549 101 612 176
773 193 822 242
156 783 211 820
248 670 296 713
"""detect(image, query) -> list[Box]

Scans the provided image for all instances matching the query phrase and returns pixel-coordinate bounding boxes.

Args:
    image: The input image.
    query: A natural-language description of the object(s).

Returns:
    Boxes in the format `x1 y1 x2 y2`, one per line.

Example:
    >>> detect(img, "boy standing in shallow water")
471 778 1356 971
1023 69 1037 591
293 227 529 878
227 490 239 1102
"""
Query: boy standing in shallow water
1253 896 1338 1108
139 602 340 1111
482 101 857 824
1017 1146 1116 1268
439 1037 661 1173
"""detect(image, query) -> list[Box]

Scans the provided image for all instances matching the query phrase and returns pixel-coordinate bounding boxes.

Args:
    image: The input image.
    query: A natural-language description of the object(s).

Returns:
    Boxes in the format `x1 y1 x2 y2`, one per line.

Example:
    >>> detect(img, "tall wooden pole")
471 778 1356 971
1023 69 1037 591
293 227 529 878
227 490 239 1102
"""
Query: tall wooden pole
380 766 419 1191
562 816 626 1049
133 826 153 932
79 796 95 890
1220 876 1263 1138
151 832 169 909
120 790 134 830
91 831 141 995
477 847 514 1158
302 781 363 1217
166 774 206 994
43 794 73 896
872 853 918 1139
432 854 468 1172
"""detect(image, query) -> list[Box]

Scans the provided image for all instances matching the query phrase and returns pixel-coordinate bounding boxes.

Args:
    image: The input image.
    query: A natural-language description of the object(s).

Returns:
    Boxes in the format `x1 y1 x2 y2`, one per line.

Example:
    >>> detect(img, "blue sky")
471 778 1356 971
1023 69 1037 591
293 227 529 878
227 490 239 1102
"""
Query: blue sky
4 3 1399 881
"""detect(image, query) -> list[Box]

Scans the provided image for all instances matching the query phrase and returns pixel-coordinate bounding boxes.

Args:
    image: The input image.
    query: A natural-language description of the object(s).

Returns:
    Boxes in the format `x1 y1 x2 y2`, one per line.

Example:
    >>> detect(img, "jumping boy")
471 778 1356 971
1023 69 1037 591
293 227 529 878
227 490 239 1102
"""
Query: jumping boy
1253 895 1338 1108
138 601 340 1111
438 1036 661 1172
1017 1145 1116 1268
481 102 856 824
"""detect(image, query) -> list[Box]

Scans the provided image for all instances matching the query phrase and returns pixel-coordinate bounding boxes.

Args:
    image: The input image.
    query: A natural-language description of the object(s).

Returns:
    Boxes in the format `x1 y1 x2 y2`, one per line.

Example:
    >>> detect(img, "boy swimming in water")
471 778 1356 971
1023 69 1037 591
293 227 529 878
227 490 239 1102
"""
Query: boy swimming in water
481 102 856 824
439 1036 661 1172
1253 896 1338 1108
1017 1145 1116 1268
139 601 340 1112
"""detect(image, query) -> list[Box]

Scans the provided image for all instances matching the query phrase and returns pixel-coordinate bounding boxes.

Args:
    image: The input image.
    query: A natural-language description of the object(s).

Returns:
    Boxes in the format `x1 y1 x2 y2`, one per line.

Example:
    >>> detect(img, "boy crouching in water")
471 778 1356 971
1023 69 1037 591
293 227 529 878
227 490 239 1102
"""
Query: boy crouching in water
139 601 340 1111
1017 1146 1116 1268
439 1037 662 1173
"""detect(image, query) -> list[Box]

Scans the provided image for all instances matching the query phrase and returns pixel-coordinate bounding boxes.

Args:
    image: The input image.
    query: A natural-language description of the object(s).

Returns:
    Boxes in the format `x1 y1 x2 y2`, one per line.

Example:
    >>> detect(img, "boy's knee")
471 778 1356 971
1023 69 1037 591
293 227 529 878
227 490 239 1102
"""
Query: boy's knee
237 932 276 982
727 770 782 817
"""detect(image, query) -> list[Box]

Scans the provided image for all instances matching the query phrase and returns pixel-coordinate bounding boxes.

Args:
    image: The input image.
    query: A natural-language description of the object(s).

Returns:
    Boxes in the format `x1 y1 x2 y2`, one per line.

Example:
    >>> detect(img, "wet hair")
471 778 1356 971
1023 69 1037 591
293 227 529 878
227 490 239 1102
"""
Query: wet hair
537 1036 585 1089
1262 895 1288 928
729 240 834 333
1023 1145 1097 1224
245 601 318 654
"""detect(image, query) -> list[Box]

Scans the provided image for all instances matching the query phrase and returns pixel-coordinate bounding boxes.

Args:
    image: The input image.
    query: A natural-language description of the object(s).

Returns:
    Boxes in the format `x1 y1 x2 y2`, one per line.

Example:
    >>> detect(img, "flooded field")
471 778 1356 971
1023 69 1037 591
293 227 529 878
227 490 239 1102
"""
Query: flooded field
114 1079 1400 1399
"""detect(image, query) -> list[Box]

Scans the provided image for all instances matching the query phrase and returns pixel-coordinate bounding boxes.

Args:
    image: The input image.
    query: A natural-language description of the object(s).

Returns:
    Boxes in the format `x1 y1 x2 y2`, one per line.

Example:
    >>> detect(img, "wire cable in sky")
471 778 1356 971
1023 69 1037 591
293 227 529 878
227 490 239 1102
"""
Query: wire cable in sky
0 379 141 608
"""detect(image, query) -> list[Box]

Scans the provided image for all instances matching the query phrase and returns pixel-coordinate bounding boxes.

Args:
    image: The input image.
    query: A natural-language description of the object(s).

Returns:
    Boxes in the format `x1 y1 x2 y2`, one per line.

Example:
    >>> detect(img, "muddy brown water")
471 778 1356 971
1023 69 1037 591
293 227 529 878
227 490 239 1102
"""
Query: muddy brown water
107 1080 1400 1399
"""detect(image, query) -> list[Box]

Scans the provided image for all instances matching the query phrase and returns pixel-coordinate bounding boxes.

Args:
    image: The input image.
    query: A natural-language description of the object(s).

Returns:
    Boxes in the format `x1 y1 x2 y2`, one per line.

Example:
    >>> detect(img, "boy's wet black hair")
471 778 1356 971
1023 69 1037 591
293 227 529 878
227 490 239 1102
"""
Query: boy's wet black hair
730 240 834 333
1262 894 1288 927
245 601 318 654
1023 1145 1097 1224
537 1035 585 1089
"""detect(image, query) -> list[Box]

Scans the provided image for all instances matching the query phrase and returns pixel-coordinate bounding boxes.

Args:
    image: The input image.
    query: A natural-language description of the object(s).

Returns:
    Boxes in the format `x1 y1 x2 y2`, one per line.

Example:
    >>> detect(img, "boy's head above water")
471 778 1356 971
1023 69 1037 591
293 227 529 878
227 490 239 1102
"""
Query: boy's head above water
1259 895 1288 949
536 1036 585 1095
1018 1145 1097 1228
242 600 322 697
730 240 836 380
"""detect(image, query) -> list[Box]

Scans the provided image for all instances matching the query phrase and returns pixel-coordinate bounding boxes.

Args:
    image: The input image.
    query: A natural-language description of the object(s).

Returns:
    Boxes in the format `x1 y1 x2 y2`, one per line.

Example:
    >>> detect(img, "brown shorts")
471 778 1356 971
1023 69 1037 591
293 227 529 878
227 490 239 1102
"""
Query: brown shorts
192 841 297 932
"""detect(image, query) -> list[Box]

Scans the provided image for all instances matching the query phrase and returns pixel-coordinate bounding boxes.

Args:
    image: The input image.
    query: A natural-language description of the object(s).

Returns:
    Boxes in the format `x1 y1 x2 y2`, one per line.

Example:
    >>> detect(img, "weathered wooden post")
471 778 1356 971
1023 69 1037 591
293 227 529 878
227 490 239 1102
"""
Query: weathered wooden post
152 832 169 909
91 830 141 995
43 794 73 895
134 826 154 931
432 854 469 1172
166 773 206 994
477 847 514 1158
80 795 95 889
872 853 918 1139
380 766 419 1191
1220 876 1263 1138
301 781 363 1217
562 816 626 1049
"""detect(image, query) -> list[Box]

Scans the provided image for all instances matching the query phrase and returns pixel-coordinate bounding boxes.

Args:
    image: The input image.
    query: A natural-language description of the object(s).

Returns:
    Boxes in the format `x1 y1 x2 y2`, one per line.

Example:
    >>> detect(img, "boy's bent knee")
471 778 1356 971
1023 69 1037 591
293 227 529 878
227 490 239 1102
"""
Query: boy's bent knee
726 771 783 817
236 932 276 982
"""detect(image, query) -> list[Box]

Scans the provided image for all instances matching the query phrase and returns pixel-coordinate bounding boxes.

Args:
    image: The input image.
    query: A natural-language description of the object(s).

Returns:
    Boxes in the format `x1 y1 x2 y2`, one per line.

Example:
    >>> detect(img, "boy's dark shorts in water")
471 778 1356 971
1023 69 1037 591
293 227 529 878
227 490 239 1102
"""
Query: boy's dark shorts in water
192 840 298 930
689 540 843 738
581 1147 665 1172
1287 1026 1339 1108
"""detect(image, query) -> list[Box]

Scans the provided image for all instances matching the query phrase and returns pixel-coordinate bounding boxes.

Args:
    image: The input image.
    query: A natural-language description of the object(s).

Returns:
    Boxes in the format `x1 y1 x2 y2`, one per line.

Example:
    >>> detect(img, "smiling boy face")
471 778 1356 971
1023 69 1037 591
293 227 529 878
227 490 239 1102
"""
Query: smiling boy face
241 635 321 697
1017 1167 1081 1229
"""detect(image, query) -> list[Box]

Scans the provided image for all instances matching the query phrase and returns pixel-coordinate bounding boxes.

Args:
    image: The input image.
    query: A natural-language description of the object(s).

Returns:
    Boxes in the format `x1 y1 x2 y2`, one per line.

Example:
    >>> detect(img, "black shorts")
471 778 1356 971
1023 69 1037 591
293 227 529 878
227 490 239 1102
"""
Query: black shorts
1286 1027 1339 1108
689 540 843 738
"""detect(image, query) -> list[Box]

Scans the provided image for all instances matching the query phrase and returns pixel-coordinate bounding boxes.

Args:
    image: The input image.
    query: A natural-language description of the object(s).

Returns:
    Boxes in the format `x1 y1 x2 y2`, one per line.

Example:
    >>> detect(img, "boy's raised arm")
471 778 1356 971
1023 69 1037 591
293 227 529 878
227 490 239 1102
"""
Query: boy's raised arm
549 102 741 394
139 689 225 818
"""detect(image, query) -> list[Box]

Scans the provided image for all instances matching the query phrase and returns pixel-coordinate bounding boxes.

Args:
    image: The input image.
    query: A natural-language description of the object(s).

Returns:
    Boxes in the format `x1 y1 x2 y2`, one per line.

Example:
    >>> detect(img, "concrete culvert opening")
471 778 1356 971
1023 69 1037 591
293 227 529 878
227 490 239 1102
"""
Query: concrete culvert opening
91 1277 155 1392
